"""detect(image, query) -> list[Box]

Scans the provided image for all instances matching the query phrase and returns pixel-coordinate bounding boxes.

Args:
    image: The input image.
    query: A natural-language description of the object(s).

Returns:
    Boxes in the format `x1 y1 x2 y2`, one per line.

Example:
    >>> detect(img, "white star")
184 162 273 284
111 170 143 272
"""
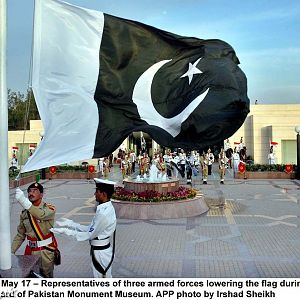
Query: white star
180 58 203 85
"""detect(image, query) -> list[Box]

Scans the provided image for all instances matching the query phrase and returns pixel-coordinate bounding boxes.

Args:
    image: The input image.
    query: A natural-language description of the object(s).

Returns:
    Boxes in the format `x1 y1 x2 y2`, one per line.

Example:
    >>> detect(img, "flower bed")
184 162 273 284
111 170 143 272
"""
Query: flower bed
246 164 296 172
235 171 295 179
113 186 197 202
234 163 296 179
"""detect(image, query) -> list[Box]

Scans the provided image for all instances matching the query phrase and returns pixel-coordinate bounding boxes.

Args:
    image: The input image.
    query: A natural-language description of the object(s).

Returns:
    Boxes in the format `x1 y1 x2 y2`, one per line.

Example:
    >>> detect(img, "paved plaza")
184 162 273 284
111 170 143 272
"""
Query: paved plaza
9 165 300 278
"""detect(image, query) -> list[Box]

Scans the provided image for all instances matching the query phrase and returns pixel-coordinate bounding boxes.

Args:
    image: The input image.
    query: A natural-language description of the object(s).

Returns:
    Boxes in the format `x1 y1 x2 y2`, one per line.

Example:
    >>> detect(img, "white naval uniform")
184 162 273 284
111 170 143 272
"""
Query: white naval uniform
68 201 116 278
268 153 276 165
171 156 180 178
98 158 104 175
232 152 240 172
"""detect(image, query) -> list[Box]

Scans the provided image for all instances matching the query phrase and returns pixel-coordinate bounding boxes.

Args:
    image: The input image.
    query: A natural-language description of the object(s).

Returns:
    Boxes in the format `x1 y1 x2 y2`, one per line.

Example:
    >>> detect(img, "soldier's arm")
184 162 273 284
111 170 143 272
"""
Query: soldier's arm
74 213 111 241
11 213 26 254
28 203 56 221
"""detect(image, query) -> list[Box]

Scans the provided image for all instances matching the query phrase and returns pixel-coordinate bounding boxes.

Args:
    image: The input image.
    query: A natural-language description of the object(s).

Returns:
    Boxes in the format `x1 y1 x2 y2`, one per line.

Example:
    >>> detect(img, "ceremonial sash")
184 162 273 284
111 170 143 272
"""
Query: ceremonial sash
26 211 57 252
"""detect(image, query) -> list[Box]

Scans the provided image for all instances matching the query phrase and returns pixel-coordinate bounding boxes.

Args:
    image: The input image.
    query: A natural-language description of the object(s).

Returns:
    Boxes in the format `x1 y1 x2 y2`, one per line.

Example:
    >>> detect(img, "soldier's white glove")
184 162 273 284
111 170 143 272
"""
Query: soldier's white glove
15 188 32 210
56 218 77 228
50 227 65 234
50 227 75 236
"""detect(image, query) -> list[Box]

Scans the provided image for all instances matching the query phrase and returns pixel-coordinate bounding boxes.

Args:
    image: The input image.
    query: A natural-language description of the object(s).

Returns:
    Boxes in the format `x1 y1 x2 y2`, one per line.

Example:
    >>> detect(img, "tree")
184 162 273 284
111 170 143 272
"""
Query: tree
8 89 40 130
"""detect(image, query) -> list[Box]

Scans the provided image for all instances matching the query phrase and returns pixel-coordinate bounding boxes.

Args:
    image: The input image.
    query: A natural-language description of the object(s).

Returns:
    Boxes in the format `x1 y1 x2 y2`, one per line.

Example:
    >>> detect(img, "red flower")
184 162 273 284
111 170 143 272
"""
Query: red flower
49 166 57 174
113 186 197 202
238 162 246 173
88 165 95 173
285 164 293 174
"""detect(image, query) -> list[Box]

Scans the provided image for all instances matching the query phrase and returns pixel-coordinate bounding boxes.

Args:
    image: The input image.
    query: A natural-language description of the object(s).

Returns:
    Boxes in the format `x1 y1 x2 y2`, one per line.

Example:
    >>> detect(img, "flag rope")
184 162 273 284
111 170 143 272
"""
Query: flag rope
14 0 36 184
12 2 36 235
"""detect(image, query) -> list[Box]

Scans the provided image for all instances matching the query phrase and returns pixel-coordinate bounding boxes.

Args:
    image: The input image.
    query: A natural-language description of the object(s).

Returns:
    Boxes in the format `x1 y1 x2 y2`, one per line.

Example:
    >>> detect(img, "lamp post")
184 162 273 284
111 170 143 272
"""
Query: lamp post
295 126 300 180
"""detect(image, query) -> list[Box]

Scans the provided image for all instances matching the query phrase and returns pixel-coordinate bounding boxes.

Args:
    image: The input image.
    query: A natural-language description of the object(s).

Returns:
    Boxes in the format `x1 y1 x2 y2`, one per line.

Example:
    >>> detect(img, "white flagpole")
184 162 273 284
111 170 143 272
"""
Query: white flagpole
0 0 12 270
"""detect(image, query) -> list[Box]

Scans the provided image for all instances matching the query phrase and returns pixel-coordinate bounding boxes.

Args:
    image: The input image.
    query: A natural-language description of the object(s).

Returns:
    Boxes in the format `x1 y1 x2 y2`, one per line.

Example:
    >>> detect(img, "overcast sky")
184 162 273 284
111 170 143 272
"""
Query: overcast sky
7 0 300 104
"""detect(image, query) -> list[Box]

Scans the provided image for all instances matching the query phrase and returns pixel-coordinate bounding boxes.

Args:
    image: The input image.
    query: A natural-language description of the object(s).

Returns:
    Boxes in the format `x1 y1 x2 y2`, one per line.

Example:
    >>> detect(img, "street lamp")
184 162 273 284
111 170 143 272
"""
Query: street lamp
295 126 300 180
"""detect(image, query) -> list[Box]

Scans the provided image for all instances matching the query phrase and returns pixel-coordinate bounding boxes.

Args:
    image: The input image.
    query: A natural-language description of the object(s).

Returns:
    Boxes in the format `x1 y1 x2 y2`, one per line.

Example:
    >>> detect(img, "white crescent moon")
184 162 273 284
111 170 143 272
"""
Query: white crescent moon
132 59 209 137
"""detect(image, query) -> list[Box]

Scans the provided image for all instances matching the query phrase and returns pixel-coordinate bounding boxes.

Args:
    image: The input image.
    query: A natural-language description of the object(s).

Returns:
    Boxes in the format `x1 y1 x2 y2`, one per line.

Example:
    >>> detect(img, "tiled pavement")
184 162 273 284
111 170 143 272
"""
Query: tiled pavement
9 164 300 277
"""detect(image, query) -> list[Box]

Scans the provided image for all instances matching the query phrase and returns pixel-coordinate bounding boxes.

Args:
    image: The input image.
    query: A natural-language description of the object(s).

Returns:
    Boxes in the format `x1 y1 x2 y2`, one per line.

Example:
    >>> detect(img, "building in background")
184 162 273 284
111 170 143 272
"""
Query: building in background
8 104 300 169
7 121 161 170
229 104 300 164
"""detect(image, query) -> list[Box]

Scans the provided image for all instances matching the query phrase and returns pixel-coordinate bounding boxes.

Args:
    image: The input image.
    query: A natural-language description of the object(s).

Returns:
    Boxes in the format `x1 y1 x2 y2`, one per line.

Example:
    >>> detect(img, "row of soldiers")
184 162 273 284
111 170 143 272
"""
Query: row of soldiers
136 148 228 184
119 150 137 178
161 149 227 184
120 151 163 178
201 149 227 184
117 148 228 184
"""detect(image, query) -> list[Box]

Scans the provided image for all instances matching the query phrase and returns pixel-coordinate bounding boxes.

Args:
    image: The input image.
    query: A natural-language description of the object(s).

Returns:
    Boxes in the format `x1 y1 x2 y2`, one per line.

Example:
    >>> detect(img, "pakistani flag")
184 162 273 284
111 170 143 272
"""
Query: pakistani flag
23 0 249 173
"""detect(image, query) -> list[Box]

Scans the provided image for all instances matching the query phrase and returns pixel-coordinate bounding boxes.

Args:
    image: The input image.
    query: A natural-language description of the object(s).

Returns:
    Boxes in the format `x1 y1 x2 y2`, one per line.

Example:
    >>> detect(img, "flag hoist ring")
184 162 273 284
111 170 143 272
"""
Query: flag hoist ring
285 164 293 174
49 166 57 174
238 162 246 174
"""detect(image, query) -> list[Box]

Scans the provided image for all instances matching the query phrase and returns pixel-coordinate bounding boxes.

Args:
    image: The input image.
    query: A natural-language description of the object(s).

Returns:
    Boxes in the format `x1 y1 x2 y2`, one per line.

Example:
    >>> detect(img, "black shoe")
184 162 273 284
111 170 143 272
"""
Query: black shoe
203 181 207 184
220 181 224 184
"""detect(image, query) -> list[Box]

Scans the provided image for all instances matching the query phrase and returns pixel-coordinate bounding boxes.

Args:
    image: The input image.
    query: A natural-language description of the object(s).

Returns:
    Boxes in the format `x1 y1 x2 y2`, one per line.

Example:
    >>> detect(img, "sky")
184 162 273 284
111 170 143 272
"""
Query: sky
6 0 300 104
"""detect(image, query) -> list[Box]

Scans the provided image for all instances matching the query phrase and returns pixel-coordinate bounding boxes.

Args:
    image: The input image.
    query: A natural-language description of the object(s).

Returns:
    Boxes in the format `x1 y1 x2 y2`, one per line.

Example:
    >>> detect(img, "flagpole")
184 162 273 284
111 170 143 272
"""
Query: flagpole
0 0 12 270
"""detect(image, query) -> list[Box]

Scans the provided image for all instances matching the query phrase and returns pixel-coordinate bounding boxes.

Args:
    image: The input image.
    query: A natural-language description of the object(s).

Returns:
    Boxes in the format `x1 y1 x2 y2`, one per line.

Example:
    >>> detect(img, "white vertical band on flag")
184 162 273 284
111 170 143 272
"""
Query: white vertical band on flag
22 0 104 172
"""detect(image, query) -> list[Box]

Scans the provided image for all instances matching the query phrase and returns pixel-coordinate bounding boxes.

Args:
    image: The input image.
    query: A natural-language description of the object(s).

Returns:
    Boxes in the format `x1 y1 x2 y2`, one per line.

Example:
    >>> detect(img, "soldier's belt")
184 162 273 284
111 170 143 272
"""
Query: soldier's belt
27 236 53 248
91 243 111 250
90 239 110 247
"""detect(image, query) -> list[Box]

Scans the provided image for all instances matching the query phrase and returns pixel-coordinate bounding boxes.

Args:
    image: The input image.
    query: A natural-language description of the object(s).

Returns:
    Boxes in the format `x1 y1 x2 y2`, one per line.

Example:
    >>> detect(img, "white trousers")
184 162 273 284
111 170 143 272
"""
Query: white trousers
91 247 113 278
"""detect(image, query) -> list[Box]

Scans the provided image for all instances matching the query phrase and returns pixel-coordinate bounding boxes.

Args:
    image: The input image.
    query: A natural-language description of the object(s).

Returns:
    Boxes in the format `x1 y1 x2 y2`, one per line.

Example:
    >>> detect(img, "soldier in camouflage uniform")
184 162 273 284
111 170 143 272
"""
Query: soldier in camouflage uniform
202 157 209 184
218 149 226 184
11 183 58 278
200 152 208 184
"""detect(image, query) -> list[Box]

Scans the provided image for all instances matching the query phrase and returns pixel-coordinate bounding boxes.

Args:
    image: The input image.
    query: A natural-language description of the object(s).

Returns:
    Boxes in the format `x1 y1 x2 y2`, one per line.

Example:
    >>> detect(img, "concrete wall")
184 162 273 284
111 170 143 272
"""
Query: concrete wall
229 104 300 164
8 120 117 169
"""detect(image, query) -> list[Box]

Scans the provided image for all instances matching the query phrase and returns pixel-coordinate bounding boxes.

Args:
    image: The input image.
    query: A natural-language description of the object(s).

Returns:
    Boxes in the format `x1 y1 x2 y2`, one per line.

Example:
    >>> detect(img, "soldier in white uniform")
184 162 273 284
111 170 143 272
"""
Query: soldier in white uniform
170 153 180 178
129 150 136 173
163 150 172 177
51 179 117 278
232 148 240 173
185 152 193 184
98 158 104 176
179 149 186 178
268 145 276 165
224 139 231 151
238 137 244 153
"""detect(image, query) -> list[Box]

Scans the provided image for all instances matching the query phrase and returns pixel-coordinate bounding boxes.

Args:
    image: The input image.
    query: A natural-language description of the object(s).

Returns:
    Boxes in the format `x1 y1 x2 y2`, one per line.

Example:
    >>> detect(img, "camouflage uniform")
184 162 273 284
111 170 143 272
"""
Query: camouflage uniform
218 151 226 184
202 157 208 184
12 201 57 278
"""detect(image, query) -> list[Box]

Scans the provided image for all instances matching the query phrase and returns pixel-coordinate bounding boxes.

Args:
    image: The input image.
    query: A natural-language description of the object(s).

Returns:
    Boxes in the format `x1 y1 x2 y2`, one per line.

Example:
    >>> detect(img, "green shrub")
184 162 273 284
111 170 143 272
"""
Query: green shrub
9 165 89 179
48 165 87 172
9 170 39 180
246 164 295 172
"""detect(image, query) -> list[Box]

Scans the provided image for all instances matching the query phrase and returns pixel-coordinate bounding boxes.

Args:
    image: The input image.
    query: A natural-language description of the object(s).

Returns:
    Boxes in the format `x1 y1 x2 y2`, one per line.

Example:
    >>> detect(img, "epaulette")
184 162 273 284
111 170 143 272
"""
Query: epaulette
45 203 56 211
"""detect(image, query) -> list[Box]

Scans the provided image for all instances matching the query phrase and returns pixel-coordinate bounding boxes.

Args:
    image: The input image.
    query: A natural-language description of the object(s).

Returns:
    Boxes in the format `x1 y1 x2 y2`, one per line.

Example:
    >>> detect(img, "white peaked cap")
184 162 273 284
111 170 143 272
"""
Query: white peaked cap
94 178 116 185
